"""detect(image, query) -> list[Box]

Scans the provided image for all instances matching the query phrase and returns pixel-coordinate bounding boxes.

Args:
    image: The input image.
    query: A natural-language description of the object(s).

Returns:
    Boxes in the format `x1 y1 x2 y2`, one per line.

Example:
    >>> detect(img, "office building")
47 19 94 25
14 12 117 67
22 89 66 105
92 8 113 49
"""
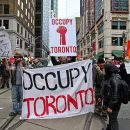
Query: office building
0 0 35 56
78 0 130 59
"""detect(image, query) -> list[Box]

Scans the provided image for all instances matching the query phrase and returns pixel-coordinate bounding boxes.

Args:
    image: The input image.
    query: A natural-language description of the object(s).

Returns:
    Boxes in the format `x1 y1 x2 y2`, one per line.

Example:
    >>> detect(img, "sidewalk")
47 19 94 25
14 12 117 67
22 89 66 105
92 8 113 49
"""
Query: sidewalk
0 88 94 130
89 114 107 130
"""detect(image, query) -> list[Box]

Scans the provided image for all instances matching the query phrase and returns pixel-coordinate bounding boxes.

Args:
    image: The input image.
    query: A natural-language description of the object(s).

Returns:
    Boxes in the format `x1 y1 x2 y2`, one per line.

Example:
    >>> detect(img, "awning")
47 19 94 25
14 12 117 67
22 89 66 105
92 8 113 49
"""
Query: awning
112 50 123 57
96 52 104 58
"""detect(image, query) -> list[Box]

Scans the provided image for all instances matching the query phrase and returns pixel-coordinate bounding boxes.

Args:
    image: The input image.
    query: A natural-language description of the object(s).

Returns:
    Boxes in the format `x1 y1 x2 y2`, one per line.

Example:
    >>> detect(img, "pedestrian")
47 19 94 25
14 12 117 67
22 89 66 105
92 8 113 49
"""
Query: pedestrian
101 64 121 130
93 58 105 116
9 58 23 116
0 58 10 89
50 56 76 66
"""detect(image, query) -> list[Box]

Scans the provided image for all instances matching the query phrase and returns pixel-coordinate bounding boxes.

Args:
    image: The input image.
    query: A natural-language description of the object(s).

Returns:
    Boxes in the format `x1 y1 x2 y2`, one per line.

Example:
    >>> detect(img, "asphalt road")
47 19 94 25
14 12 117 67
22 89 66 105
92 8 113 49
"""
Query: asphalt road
118 102 130 130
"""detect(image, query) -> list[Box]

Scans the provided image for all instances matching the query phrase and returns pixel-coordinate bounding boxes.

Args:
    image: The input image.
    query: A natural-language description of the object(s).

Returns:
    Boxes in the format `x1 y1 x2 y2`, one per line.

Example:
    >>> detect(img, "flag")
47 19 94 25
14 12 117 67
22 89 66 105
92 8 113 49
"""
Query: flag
126 40 130 59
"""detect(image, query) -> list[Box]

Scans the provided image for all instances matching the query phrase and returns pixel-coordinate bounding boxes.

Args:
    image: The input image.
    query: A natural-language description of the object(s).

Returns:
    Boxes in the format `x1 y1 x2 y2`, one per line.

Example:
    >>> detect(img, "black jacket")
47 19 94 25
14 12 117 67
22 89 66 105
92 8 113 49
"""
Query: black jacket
51 56 76 66
101 64 121 110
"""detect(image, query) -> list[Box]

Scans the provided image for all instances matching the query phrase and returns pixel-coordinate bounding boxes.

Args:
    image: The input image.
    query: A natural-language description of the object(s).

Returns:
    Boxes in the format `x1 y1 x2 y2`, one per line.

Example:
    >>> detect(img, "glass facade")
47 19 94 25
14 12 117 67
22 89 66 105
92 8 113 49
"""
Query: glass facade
98 24 104 35
95 0 104 22
111 0 128 12
43 0 50 47
51 0 58 17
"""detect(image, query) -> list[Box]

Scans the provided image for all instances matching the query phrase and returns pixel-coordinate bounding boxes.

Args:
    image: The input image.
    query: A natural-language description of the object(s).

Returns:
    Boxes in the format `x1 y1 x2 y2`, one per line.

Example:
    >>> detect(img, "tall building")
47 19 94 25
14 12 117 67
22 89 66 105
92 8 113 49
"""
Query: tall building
78 0 130 59
78 0 95 59
35 0 44 58
65 0 80 18
51 0 58 17
0 0 35 56
35 0 58 58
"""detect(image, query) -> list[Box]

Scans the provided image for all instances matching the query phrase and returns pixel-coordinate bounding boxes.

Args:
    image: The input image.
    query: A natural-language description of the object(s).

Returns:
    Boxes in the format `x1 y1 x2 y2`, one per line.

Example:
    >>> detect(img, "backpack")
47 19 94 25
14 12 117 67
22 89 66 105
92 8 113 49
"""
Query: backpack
120 80 130 104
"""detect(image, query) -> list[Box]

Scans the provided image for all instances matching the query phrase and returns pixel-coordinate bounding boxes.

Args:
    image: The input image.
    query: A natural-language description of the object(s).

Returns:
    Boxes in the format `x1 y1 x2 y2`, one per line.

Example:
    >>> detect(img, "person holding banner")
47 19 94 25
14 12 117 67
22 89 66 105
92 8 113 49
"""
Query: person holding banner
101 64 121 130
50 56 76 66
9 58 23 116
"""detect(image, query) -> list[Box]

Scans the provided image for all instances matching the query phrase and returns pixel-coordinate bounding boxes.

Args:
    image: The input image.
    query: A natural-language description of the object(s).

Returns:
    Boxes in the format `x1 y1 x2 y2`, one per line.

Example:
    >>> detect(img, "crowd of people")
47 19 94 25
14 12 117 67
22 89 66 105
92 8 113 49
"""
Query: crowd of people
0 55 130 130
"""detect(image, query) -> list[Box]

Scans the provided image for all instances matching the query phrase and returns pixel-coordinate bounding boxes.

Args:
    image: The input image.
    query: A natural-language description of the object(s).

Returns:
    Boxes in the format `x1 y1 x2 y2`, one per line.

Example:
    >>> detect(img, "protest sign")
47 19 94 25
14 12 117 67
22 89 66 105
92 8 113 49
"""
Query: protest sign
49 18 77 56
21 60 94 119
0 27 12 57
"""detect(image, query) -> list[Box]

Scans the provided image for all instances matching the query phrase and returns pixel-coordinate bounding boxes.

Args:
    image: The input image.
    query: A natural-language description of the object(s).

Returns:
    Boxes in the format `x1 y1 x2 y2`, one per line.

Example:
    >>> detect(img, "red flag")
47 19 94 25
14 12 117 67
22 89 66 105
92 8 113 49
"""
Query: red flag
92 42 96 53
126 40 130 59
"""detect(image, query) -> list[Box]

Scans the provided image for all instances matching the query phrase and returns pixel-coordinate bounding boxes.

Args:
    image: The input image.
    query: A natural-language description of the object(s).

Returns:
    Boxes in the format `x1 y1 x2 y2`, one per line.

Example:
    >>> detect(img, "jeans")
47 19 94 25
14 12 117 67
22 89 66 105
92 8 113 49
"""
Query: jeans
11 85 23 113
107 110 120 130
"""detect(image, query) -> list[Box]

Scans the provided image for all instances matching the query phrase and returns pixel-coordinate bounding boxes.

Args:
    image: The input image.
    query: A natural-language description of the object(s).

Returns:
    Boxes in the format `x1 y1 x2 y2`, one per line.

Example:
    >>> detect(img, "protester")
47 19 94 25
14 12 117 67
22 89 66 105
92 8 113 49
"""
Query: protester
50 56 76 65
0 58 10 89
93 58 105 116
101 64 121 130
9 58 23 116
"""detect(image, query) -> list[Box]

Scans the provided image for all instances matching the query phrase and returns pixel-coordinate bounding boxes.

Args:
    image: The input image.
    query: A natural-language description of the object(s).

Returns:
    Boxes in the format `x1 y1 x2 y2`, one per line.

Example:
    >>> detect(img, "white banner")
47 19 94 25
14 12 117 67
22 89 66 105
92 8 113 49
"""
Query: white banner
21 60 94 119
0 27 12 57
49 18 77 56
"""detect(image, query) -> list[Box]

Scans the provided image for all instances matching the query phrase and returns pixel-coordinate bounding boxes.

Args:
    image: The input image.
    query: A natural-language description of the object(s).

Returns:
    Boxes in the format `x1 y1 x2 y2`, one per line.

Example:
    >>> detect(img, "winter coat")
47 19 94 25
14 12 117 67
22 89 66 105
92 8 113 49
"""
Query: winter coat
101 64 121 110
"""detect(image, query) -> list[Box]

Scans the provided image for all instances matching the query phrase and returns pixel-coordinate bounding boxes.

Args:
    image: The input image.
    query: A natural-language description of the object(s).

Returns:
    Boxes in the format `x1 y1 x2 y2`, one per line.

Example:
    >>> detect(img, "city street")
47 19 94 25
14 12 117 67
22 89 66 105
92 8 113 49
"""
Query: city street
1 88 130 130
0 88 92 130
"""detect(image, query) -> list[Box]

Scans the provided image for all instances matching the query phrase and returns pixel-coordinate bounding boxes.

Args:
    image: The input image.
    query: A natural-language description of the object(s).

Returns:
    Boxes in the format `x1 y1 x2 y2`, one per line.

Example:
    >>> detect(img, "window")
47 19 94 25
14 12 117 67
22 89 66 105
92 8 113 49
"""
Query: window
17 23 19 33
28 12 30 19
35 14 41 26
112 21 118 29
16 38 20 48
98 24 104 35
17 10 20 16
21 14 23 18
120 21 126 30
0 4 2 14
112 21 126 30
29 2 30 9
111 0 128 12
3 20 9 29
98 39 104 49
18 0 20 5
25 30 27 38
20 39 22 48
25 9 27 16
4 4 9 14
36 0 41 12
35 28 41 37
21 2 23 10
21 27 23 35
0 20 2 26
112 37 123 46
25 42 28 49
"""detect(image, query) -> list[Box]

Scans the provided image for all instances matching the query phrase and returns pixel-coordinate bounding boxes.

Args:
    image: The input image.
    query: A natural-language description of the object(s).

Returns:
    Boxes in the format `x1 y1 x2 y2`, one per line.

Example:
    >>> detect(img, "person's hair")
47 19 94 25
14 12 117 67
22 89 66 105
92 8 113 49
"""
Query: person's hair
97 58 105 64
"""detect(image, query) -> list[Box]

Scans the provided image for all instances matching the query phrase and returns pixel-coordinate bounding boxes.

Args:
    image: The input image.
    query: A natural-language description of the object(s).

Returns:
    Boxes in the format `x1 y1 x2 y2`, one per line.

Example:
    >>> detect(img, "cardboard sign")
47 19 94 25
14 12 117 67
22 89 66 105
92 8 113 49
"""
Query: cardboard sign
49 18 77 56
0 27 12 57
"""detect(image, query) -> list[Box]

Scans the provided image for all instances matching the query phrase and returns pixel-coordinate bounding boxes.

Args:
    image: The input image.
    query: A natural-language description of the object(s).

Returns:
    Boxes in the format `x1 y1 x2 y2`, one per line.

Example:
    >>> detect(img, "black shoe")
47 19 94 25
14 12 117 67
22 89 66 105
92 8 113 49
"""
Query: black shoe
0 87 5 89
18 111 21 115
9 112 17 116
102 128 106 130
